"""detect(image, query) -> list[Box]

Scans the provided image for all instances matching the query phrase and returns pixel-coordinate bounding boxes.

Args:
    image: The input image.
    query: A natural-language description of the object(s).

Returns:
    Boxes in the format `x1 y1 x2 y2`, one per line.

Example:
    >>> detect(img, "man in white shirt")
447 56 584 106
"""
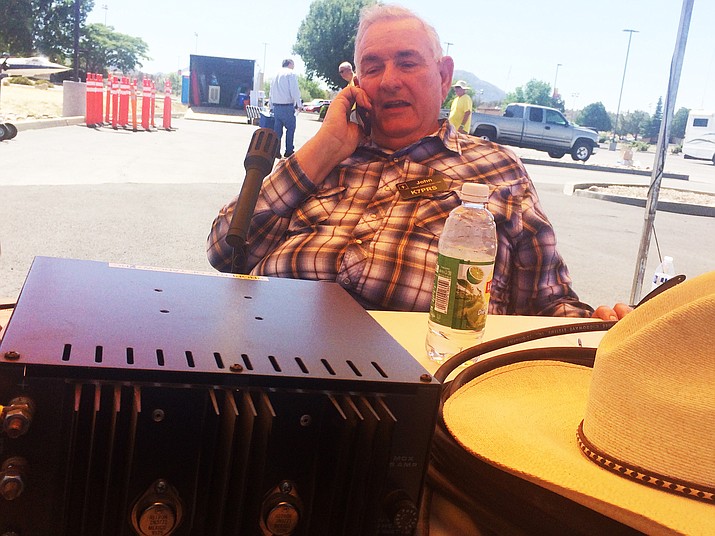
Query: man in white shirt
269 59 302 157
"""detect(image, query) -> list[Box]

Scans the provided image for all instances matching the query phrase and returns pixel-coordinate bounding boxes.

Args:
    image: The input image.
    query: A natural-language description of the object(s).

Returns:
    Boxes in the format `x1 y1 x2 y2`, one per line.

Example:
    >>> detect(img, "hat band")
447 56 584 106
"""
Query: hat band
577 421 715 504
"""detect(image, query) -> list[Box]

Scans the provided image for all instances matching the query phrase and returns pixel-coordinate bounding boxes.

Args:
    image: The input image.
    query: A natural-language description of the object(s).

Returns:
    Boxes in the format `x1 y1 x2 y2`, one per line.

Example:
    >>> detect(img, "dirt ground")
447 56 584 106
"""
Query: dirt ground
0 82 64 121
0 80 188 122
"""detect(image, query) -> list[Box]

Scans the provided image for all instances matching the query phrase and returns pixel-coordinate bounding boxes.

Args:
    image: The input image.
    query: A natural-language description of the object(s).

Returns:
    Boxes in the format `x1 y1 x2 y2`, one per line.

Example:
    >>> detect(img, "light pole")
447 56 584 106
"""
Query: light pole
262 42 268 72
101 4 108 25
553 63 562 98
444 42 453 55
194 32 198 53
610 29 639 151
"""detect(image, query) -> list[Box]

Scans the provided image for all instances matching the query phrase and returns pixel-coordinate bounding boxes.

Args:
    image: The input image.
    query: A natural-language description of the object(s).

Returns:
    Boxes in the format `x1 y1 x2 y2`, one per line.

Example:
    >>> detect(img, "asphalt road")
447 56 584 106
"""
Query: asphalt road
1 113 714 309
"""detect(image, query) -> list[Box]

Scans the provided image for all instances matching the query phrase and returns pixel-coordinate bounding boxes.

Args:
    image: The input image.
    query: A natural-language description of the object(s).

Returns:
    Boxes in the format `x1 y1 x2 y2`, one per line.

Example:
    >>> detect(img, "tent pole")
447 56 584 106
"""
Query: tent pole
629 0 694 305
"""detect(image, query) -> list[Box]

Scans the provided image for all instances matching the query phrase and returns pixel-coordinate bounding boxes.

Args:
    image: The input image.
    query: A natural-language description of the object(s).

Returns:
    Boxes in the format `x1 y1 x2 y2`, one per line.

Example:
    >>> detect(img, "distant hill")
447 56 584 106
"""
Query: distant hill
453 69 505 104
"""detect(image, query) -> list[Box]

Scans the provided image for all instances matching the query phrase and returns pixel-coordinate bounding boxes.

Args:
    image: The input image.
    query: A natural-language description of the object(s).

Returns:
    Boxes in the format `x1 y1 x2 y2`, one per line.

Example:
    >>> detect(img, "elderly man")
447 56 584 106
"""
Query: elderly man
339 61 356 86
207 4 629 321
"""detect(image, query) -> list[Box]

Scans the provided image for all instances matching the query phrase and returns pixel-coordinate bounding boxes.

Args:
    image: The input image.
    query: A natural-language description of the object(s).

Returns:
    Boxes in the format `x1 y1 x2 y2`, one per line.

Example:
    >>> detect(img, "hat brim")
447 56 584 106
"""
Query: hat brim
443 360 714 535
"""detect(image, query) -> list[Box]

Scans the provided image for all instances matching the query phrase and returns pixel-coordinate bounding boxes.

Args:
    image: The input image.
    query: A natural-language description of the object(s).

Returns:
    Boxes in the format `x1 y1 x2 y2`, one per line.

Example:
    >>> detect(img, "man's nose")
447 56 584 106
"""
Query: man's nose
379 63 403 90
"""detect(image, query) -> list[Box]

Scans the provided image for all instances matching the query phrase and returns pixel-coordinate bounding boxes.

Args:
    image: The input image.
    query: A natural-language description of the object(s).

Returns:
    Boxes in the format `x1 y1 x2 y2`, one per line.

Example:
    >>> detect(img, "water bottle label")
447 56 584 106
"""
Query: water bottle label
429 254 494 331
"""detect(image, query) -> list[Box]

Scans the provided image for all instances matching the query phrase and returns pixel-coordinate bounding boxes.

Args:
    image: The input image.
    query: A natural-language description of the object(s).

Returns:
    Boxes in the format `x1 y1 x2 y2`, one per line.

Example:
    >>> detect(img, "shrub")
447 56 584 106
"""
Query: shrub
671 144 682 154
8 76 34 86
632 141 650 152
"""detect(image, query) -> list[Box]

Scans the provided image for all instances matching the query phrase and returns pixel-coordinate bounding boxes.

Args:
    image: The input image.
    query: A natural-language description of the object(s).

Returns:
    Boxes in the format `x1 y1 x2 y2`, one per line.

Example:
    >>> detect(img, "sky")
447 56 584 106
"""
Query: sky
86 0 714 114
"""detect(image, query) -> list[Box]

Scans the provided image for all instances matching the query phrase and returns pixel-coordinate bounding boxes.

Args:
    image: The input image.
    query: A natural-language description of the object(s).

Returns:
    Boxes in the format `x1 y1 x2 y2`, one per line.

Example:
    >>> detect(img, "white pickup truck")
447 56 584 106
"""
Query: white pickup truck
471 103 600 162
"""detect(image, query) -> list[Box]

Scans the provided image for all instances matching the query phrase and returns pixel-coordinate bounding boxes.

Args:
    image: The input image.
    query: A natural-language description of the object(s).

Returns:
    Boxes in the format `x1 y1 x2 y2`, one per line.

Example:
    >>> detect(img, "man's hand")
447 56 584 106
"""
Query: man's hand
294 86 372 186
591 303 632 321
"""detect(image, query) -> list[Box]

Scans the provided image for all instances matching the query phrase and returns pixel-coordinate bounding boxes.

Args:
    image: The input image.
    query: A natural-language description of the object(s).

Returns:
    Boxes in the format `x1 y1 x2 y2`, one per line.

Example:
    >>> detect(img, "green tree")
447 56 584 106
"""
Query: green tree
575 102 611 131
621 110 650 140
81 23 149 74
293 0 375 90
670 107 690 141
646 96 663 140
298 74 328 102
504 79 563 110
0 0 34 55
33 0 95 62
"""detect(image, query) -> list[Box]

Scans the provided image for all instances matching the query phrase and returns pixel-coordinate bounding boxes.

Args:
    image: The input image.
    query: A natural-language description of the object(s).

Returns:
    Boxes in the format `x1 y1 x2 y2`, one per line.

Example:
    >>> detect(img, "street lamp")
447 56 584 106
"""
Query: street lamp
553 63 562 98
262 42 268 72
444 42 453 55
610 29 639 151
101 4 108 26
194 32 199 53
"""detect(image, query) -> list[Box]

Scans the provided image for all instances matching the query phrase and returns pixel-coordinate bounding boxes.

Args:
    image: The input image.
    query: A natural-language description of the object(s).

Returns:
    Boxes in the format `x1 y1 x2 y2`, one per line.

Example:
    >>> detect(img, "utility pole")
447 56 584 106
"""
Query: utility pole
610 29 638 151
73 0 80 81
553 63 562 98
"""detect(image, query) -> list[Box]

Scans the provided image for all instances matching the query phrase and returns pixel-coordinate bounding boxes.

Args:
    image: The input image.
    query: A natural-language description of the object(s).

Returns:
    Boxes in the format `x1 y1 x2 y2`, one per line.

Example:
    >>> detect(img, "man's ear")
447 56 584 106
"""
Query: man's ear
439 56 455 100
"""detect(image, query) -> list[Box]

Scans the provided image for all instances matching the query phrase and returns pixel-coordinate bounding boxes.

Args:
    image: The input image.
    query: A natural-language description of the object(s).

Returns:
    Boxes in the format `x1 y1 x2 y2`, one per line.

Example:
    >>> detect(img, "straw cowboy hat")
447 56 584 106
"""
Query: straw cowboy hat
451 80 470 90
443 271 715 535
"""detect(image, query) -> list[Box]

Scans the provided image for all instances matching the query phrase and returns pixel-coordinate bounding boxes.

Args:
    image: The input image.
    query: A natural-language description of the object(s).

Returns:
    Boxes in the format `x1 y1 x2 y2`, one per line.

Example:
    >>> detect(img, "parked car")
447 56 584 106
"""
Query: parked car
303 99 331 113
470 103 600 161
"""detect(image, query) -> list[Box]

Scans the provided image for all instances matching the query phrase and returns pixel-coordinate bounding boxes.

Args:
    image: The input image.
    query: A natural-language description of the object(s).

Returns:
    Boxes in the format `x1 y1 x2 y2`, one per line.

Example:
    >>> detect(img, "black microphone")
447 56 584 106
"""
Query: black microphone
226 127 280 273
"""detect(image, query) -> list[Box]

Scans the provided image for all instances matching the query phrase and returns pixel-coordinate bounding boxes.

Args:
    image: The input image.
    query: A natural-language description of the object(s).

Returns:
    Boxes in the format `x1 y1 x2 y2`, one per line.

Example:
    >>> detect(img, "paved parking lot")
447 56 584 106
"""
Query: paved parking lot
1 113 713 308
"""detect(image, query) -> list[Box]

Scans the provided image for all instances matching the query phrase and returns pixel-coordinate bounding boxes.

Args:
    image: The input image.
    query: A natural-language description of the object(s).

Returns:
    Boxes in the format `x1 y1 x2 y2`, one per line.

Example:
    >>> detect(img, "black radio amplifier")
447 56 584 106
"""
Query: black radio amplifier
0 257 440 536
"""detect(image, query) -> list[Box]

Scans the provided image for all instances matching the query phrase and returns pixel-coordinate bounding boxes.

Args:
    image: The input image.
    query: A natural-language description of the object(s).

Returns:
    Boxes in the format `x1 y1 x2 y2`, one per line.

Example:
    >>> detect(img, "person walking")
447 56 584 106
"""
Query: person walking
448 80 473 134
269 58 301 157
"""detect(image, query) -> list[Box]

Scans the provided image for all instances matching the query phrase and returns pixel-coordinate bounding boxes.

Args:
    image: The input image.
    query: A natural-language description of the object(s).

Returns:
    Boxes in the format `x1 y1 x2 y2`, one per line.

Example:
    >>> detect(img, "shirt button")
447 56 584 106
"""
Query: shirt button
384 185 390 191
370 213 377 219
343 278 351 285
355 239 362 244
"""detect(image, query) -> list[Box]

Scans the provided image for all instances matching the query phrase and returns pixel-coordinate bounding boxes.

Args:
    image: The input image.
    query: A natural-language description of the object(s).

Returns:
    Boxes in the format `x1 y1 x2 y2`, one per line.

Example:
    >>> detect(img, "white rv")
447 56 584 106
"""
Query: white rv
682 109 715 163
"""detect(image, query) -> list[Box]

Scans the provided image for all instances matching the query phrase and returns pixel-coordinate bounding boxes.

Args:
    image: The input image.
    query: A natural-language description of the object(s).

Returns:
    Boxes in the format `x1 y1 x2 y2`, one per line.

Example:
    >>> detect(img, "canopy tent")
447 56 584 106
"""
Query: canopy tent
0 56 72 78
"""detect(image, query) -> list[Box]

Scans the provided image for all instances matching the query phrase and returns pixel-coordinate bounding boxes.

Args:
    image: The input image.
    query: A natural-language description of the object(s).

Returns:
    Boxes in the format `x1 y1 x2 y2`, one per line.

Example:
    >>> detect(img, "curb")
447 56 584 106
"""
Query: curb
12 116 86 132
564 183 715 218
521 157 689 181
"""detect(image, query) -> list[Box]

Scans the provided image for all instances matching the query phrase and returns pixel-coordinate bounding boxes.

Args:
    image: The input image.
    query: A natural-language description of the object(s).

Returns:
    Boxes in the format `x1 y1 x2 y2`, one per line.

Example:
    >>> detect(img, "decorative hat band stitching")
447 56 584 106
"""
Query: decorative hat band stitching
576 421 715 504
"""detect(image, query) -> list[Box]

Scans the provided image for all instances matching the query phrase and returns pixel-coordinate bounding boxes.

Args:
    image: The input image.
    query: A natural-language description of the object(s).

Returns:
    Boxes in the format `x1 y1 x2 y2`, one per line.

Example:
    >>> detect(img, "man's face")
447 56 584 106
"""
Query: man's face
454 86 465 96
357 17 453 150
340 67 353 82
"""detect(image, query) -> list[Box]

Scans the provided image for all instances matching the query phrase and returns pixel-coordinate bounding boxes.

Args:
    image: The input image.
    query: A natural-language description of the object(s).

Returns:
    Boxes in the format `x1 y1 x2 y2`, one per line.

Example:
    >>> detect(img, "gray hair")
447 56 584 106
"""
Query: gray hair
354 4 443 71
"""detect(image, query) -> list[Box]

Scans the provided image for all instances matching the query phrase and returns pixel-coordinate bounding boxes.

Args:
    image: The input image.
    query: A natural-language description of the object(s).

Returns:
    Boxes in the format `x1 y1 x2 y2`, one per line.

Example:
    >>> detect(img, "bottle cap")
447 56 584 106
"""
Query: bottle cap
461 183 489 203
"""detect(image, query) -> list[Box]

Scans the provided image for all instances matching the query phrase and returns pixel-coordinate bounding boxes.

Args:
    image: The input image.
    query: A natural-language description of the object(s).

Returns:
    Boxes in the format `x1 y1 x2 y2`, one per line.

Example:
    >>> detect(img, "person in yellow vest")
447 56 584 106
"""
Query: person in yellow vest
448 80 473 134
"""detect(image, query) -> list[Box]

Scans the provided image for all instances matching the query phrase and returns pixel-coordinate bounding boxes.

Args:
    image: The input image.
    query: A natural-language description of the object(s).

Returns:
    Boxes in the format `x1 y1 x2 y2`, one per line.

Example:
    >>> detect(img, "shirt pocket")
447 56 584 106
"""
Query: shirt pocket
412 190 460 237
287 185 348 233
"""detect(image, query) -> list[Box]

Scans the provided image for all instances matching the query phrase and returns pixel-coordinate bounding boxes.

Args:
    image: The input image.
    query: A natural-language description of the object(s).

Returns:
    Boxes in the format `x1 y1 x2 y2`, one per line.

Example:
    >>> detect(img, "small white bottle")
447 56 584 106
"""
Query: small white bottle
426 183 497 363
651 256 675 291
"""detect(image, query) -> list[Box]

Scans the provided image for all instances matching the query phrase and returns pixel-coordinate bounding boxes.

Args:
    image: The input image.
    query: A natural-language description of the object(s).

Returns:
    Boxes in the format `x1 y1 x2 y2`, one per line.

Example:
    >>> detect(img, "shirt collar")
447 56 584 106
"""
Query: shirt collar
357 119 464 159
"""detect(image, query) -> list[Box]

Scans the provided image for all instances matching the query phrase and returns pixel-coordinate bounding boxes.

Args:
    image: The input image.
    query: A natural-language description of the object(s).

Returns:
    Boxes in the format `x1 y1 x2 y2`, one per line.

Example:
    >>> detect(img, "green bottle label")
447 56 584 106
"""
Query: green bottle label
428 254 494 331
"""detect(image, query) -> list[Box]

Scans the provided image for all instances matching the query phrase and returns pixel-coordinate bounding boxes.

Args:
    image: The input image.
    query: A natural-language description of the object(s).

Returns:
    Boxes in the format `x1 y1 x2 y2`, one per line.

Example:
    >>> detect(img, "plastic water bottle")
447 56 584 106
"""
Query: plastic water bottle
651 256 675 291
426 183 497 363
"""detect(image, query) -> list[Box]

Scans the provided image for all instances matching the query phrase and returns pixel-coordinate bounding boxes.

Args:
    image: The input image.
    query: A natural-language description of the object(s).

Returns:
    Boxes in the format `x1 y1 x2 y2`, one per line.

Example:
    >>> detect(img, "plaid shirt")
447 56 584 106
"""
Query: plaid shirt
207 121 593 316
